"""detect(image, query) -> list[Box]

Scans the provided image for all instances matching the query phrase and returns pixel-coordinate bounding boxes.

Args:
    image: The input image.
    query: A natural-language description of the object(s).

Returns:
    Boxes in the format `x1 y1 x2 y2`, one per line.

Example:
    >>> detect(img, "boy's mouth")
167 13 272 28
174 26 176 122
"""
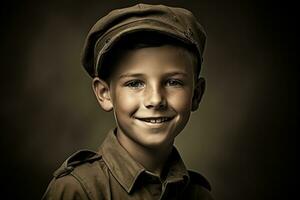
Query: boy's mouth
135 117 174 124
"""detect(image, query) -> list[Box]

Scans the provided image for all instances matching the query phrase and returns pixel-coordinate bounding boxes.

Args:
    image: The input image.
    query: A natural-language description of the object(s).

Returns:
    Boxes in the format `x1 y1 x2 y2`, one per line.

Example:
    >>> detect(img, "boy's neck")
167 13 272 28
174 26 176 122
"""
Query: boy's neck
116 130 174 177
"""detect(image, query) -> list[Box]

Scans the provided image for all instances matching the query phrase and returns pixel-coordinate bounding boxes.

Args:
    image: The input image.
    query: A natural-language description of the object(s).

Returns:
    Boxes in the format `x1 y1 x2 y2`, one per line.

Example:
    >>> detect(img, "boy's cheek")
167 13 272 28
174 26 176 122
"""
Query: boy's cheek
113 87 135 104
113 91 140 113
118 93 137 105
168 91 193 111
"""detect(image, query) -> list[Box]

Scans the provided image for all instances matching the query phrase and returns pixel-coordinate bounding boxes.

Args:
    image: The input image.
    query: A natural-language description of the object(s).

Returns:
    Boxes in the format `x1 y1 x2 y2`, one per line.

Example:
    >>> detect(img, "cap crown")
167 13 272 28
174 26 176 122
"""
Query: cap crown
81 3 206 77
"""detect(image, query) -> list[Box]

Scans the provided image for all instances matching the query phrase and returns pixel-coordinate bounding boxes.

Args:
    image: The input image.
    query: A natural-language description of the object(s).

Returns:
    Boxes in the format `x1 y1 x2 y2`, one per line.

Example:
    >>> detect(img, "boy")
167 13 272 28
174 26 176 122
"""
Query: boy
42 3 213 200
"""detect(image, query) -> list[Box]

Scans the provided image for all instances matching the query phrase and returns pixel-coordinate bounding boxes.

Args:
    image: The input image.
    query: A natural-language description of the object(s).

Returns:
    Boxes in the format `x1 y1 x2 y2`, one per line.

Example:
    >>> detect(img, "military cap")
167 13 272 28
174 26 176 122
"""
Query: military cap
81 3 207 77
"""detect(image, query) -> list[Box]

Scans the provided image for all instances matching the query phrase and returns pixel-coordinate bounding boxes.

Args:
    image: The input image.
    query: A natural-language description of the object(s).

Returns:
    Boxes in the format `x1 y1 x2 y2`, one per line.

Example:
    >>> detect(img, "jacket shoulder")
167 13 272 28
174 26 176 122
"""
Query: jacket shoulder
42 174 89 200
53 149 102 178
188 170 212 191
43 149 109 200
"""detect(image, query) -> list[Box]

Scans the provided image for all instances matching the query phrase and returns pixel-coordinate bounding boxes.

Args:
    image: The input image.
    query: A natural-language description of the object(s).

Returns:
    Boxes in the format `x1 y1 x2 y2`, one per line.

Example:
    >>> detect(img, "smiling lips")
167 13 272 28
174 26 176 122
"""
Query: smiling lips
135 117 174 124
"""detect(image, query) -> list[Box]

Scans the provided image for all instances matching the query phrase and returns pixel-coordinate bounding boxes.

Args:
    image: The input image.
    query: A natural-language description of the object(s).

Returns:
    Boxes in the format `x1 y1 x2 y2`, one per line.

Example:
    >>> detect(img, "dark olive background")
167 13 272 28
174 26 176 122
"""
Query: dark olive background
0 0 297 199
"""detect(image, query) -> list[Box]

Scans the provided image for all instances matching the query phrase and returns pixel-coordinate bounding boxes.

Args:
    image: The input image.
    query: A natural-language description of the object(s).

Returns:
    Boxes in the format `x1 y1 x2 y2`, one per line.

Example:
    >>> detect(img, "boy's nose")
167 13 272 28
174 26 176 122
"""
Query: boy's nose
144 86 167 110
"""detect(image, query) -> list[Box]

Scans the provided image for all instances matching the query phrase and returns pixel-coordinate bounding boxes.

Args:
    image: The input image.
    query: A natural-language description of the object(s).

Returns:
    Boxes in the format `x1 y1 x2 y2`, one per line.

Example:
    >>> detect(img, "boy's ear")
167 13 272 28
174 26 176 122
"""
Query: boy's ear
92 77 113 112
192 77 205 112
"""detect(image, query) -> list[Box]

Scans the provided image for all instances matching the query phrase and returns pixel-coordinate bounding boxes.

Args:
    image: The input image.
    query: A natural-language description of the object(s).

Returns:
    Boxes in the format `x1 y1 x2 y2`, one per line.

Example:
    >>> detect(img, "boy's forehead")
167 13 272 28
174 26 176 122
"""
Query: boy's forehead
112 45 195 78
81 3 206 78
122 45 195 67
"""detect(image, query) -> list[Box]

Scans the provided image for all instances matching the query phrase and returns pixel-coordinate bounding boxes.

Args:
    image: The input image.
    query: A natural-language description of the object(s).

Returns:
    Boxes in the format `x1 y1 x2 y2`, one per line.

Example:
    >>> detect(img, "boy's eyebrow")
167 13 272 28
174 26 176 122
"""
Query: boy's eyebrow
119 72 188 79
119 73 144 79
164 72 188 77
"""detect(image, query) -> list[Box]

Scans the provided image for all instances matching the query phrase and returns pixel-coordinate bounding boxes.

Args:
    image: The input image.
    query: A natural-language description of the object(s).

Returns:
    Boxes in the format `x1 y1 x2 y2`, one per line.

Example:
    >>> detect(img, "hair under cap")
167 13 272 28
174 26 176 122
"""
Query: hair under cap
81 3 207 77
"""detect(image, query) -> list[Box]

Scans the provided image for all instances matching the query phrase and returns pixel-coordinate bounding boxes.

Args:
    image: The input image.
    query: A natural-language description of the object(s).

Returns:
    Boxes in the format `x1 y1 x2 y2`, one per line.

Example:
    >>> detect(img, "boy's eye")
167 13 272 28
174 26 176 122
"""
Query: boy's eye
125 80 145 89
165 79 183 87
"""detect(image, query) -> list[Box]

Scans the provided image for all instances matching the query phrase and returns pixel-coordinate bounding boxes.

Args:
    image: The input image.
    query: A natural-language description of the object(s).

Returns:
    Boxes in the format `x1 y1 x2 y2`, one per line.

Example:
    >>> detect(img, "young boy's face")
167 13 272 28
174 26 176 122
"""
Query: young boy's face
93 45 204 149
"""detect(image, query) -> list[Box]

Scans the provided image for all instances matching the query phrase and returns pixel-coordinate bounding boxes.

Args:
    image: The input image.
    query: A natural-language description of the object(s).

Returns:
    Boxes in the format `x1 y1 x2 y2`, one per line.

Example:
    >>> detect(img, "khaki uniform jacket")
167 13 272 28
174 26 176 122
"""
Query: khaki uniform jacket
42 129 213 200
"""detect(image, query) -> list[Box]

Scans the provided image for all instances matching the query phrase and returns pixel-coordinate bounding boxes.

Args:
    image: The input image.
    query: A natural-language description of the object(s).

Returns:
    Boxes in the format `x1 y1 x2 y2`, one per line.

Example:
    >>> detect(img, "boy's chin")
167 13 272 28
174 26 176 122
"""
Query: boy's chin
137 133 176 150
117 123 181 149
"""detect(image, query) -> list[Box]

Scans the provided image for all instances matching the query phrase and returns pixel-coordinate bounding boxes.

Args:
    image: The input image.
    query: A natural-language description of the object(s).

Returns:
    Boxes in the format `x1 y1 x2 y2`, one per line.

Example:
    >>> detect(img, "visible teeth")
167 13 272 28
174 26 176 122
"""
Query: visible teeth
138 117 171 123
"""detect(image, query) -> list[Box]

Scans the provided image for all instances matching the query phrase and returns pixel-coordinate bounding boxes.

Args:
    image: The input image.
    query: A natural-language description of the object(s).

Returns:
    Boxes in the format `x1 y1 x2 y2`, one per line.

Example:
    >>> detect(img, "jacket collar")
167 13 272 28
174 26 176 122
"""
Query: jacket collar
99 128 190 193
